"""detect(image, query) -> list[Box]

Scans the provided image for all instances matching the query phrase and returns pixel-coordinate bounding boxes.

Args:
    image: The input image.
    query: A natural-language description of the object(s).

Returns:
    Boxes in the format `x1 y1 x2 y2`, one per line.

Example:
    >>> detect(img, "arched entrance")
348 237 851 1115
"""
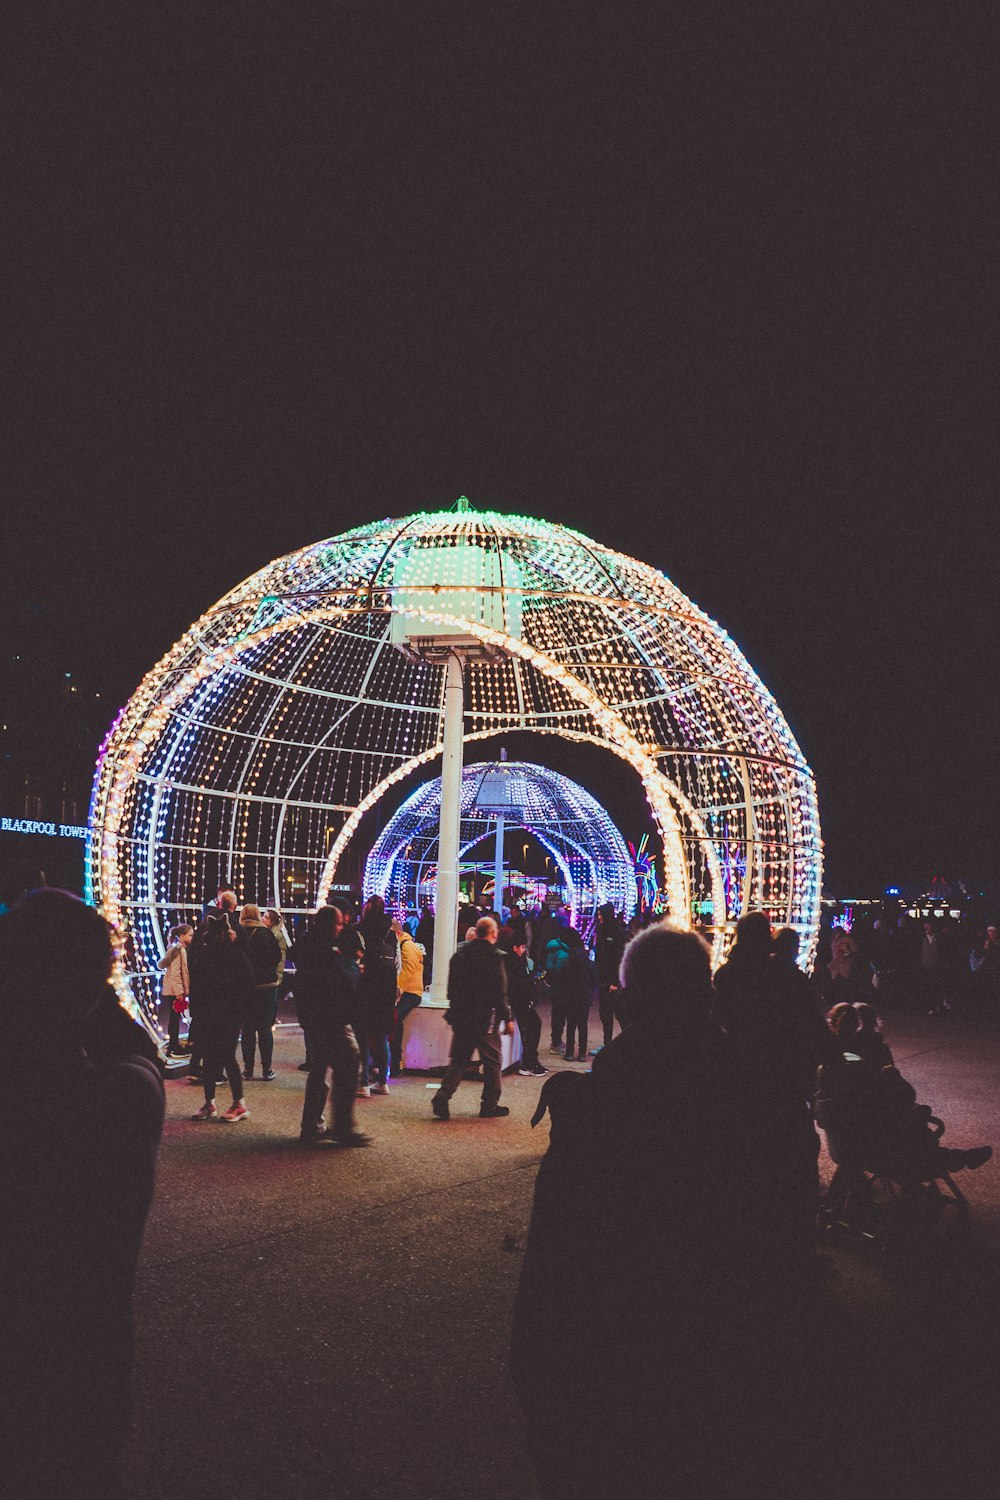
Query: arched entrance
87 502 821 1044
362 759 638 930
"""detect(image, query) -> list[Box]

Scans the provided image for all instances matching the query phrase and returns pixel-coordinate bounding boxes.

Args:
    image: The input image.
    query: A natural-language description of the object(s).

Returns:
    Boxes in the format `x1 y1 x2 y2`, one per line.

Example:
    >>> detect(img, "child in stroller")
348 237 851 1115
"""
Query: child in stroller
815 1055 991 1238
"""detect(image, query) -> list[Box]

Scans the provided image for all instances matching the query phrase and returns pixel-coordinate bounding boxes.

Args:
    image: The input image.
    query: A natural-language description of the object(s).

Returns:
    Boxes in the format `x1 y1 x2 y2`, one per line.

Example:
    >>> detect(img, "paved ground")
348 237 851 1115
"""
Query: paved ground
123 1004 1000 1499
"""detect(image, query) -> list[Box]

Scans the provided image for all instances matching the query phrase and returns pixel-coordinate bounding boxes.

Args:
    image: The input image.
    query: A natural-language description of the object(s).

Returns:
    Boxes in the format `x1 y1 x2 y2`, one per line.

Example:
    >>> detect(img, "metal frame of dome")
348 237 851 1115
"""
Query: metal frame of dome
364 759 638 928
87 500 821 1039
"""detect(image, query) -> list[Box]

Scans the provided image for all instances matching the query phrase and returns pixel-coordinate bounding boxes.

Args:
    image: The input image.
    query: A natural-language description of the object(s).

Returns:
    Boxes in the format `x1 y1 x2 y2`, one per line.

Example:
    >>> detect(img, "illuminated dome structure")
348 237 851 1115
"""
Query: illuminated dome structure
88 499 821 1034
365 759 637 927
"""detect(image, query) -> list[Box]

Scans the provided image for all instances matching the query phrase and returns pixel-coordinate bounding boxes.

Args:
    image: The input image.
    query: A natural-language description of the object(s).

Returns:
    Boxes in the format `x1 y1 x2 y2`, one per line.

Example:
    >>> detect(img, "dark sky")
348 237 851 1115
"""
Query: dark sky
6 6 998 892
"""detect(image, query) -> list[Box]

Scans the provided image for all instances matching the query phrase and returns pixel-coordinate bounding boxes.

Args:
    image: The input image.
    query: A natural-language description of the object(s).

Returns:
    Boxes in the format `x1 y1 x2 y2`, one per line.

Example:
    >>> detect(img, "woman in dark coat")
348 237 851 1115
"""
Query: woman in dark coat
356 896 393 1095
188 914 255 1121
237 904 282 1080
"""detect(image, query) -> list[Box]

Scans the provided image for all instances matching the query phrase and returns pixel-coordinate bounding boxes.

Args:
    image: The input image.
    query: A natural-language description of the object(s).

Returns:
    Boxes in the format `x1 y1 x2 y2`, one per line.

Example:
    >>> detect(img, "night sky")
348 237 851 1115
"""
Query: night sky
6 8 998 893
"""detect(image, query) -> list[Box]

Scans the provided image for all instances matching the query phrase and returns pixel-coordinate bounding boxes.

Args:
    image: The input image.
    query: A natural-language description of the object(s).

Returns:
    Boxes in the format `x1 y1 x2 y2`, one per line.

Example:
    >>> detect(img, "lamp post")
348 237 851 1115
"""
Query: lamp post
388 497 523 1002
429 649 466 1002
492 811 505 918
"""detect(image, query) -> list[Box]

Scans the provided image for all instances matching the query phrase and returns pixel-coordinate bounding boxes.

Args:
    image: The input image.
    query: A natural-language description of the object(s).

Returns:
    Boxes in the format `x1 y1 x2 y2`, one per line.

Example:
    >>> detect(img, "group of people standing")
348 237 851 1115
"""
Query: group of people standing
293 894 425 1146
162 887 429 1145
158 885 672 1138
158 889 289 1123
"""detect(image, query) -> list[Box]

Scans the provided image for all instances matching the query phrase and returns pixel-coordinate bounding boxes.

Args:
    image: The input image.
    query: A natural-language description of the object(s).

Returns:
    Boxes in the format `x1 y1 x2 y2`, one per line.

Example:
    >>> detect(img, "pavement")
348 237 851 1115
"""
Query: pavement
123 1004 1000 1500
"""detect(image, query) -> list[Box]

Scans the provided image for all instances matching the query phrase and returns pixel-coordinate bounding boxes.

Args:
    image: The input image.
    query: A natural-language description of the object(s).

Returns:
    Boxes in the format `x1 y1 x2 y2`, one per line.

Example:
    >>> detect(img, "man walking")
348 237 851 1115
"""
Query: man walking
432 916 513 1120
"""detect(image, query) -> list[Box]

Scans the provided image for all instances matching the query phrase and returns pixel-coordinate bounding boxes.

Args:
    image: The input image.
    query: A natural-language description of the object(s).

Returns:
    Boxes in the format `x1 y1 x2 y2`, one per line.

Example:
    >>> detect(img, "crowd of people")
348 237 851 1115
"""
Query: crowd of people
158 885 1000 1148
2 879 997 1496
814 908 1000 1015
513 911 994 1495
159 886 652 1135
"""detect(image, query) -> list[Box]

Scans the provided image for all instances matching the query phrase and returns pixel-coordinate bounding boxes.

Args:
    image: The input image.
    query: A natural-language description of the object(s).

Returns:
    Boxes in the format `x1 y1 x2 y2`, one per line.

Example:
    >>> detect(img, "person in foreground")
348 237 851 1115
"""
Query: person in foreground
432 915 514 1119
512 921 819 1498
0 889 165 1498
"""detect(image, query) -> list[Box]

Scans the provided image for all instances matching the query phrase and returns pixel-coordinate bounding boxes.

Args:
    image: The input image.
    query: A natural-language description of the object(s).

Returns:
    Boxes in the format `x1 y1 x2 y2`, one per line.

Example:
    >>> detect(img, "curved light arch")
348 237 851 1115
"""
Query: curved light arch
88 505 821 1041
364 760 637 931
312 609 716 925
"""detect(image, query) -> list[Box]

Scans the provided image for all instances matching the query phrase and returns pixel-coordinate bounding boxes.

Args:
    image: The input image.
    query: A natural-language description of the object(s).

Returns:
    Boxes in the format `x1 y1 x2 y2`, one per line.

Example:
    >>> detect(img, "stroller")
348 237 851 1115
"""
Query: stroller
814 1056 987 1250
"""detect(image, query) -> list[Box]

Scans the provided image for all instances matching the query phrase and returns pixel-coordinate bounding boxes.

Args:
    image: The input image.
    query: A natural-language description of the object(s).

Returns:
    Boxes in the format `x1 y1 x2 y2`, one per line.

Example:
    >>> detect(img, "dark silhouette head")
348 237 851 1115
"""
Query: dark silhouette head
312 904 345 940
826 1002 860 1043
732 911 773 960
619 922 713 1029
853 1002 881 1036
0 888 115 1035
202 912 234 945
772 926 800 964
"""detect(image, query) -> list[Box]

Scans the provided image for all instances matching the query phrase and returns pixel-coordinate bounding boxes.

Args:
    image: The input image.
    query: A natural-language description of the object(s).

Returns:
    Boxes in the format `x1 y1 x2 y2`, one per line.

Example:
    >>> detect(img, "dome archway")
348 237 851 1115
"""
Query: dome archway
87 501 821 1038
363 759 638 929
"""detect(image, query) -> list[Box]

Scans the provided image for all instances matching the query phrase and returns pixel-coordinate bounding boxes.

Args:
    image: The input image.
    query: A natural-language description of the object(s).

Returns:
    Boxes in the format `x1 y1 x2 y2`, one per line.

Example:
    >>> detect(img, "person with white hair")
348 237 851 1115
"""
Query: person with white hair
513 921 797 1497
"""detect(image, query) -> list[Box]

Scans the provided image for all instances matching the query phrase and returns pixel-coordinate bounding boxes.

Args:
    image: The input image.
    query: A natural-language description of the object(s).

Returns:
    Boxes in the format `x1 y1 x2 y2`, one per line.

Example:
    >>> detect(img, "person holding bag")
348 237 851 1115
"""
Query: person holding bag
158 924 193 1057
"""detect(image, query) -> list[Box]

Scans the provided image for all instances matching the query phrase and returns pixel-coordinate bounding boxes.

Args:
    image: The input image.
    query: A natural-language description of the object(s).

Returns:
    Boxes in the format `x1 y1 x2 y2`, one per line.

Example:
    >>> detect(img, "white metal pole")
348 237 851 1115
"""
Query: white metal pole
430 651 465 1004
493 812 505 919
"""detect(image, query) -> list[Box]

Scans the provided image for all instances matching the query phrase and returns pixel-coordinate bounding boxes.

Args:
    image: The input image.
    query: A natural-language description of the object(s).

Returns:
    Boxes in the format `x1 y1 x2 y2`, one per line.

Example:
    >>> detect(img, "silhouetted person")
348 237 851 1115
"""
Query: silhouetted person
0 889 164 1498
508 936 546 1076
292 904 370 1146
714 914 835 1279
593 901 627 1048
414 903 435 982
821 925 872 1006
551 928 596 1062
236 903 282 1080
432 916 513 1120
188 913 253 1121
870 1066 992 1181
0 860 47 915
852 1001 894 1071
513 922 801 1497
355 895 394 1096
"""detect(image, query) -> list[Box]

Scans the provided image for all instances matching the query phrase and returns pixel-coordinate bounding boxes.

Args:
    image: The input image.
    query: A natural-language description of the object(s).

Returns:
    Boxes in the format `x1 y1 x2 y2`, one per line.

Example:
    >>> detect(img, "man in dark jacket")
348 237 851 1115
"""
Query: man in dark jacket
508 937 546 1077
432 916 513 1120
291 905 370 1147
512 921 815 1497
713 912 838 1276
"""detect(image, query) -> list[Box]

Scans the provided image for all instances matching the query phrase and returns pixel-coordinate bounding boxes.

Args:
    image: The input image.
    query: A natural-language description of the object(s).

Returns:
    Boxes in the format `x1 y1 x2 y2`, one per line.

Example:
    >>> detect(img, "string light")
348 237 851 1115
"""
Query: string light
88 503 822 1036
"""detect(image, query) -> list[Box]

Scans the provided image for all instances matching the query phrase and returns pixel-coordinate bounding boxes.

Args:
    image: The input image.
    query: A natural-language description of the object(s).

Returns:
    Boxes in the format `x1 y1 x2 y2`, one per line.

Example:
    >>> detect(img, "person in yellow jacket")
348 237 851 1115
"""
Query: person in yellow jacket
390 917 425 1077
